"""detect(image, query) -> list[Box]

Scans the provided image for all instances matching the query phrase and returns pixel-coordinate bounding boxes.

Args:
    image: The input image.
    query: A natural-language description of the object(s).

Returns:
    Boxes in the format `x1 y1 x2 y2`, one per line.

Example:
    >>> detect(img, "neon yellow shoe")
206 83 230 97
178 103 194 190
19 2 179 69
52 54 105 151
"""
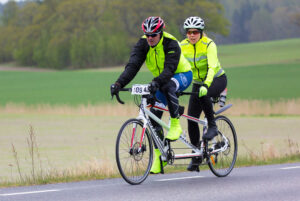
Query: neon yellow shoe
150 149 167 174
165 118 182 141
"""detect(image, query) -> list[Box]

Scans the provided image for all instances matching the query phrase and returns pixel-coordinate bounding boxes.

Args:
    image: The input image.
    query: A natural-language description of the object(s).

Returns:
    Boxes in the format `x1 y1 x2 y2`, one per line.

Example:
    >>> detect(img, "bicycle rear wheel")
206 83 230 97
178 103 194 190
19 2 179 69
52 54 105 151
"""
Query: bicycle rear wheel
208 115 237 177
116 118 153 185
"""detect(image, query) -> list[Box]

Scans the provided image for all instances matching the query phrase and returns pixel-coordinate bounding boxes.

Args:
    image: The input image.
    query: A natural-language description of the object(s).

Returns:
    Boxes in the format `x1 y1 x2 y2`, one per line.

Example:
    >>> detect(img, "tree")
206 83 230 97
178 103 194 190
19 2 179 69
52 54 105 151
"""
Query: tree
0 4 4 19
0 26 20 62
217 0 300 43
1 1 18 26
247 8 275 41
0 0 230 69
291 12 300 27
229 0 259 43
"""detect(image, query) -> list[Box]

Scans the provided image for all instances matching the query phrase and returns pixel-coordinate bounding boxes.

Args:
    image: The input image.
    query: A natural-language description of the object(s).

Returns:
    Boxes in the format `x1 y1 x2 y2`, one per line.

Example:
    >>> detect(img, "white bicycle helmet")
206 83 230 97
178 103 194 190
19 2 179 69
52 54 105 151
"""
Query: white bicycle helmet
183 16 205 30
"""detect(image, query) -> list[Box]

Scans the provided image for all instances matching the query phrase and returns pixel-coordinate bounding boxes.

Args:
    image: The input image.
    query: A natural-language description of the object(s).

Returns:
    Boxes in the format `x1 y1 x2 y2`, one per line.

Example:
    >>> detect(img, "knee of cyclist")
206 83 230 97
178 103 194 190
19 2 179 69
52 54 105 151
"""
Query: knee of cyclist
179 105 185 116
160 85 168 94
161 82 176 93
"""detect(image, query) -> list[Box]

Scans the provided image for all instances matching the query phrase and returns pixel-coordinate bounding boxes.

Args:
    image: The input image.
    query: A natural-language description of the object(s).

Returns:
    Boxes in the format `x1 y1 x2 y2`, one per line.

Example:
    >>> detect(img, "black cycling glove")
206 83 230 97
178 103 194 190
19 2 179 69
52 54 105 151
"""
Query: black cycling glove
110 82 121 97
148 80 159 94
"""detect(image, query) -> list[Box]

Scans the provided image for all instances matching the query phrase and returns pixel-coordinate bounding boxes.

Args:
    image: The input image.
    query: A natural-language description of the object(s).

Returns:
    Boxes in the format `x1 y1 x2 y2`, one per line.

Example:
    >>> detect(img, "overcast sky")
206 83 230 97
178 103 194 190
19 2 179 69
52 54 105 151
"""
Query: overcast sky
0 0 20 4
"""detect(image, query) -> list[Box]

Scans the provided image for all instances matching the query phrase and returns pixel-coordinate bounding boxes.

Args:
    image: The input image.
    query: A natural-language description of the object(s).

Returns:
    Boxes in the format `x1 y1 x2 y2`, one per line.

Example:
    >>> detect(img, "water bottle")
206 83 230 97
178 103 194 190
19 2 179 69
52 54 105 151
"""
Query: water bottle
218 88 227 107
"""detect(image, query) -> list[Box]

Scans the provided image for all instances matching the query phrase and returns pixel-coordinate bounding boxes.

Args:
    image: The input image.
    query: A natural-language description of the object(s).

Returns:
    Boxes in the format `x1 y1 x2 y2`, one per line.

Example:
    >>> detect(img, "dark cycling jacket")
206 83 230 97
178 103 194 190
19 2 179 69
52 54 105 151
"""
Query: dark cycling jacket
117 32 191 87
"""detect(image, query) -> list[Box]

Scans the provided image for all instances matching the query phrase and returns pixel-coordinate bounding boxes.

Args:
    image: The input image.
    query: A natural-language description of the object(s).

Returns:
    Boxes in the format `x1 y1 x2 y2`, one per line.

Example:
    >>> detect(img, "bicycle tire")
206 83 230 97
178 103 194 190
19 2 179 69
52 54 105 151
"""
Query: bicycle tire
208 115 238 177
116 118 153 185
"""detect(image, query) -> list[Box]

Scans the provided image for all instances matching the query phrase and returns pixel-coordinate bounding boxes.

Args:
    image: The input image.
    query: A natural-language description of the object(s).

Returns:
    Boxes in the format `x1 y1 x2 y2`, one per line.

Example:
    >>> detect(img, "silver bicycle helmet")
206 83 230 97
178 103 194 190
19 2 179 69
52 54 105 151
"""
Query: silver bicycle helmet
142 16 165 33
183 16 205 30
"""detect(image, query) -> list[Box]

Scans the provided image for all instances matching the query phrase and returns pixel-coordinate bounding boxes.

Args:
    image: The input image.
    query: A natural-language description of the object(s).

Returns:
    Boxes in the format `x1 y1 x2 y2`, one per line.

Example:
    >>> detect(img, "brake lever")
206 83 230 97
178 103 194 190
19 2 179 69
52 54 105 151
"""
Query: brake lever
111 92 125 104
116 93 125 104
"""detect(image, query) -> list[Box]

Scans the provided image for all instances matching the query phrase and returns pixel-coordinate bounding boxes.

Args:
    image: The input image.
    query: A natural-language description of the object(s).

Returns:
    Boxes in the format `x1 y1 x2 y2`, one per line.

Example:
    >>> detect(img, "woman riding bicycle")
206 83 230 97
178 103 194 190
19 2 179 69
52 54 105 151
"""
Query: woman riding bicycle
110 16 192 174
180 16 227 171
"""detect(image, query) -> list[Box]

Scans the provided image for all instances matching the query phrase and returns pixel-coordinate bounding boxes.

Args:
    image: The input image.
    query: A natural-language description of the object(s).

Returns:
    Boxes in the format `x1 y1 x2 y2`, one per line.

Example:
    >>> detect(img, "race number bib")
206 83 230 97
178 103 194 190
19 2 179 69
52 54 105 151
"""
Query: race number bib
131 84 150 95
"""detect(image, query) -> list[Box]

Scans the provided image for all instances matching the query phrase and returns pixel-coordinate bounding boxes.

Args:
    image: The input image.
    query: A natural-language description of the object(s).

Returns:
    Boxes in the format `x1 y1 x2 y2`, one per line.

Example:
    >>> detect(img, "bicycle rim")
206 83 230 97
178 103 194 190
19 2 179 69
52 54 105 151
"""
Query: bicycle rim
208 115 238 177
116 119 153 185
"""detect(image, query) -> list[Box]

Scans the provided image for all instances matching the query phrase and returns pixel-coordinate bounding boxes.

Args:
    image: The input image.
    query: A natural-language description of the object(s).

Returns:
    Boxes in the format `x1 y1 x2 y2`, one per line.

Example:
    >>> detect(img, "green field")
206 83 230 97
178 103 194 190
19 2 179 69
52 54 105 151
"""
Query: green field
0 63 299 105
219 38 300 68
226 63 299 100
0 38 299 105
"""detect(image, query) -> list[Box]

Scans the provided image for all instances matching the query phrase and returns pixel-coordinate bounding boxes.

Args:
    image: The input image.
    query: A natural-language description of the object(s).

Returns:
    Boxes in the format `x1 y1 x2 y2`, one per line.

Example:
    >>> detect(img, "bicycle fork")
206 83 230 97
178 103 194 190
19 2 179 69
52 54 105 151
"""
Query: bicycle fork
128 122 147 156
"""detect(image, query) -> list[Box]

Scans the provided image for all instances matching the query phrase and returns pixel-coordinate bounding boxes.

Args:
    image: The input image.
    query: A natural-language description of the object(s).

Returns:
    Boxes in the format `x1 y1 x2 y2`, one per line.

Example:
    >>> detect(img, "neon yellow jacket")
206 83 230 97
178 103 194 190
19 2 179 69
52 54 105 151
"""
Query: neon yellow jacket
117 32 191 87
143 32 191 78
180 36 224 87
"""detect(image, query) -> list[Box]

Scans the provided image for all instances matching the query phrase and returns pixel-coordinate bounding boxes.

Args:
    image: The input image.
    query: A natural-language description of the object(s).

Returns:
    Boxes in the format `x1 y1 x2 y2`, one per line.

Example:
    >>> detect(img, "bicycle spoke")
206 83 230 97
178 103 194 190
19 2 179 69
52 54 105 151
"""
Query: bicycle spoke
116 119 153 184
208 115 237 177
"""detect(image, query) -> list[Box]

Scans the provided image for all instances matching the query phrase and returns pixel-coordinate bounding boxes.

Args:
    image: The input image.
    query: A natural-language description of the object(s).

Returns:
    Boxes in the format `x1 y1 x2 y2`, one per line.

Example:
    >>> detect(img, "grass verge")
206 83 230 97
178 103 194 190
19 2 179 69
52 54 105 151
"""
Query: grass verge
2 155 299 188
1 126 299 188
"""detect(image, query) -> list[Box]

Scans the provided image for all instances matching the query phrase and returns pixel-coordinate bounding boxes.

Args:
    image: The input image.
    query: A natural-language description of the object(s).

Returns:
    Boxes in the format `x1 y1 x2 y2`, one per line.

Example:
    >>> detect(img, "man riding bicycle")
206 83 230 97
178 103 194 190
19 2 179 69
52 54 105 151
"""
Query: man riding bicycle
111 16 192 174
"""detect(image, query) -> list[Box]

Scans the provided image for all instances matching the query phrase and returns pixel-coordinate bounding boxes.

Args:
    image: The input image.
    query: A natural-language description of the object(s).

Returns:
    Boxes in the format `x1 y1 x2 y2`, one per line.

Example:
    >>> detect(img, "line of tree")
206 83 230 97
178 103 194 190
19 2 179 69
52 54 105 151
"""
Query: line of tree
0 0 229 69
218 0 300 44
0 4 3 15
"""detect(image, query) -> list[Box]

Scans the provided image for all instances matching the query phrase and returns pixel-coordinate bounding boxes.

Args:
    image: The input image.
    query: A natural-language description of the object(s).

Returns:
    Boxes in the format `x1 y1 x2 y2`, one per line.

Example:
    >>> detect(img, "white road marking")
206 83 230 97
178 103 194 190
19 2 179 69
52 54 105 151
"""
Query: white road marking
156 176 204 182
280 166 300 170
0 189 61 196
0 182 120 197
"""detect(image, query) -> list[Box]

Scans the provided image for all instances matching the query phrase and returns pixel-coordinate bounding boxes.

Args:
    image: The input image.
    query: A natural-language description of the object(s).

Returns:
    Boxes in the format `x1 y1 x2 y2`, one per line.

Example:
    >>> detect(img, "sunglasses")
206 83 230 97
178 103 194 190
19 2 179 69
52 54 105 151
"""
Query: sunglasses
145 32 161 38
187 30 200 35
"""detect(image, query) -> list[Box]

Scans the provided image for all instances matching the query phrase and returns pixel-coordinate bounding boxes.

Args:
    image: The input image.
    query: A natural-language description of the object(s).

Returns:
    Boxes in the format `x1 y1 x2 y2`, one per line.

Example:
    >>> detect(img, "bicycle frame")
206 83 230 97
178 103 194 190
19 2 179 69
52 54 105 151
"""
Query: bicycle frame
117 84 233 164
135 95 207 162
115 85 237 184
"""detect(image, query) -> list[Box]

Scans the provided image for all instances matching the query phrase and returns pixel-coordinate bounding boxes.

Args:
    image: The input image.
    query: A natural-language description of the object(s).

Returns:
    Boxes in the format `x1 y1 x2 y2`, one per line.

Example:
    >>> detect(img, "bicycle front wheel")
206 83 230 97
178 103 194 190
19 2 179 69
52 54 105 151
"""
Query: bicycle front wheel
208 115 238 177
116 118 153 185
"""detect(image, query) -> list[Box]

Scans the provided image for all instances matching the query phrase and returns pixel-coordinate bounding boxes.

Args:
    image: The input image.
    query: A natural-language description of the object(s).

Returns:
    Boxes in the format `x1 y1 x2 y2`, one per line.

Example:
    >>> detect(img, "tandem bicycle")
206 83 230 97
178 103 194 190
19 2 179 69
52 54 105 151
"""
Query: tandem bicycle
112 84 237 185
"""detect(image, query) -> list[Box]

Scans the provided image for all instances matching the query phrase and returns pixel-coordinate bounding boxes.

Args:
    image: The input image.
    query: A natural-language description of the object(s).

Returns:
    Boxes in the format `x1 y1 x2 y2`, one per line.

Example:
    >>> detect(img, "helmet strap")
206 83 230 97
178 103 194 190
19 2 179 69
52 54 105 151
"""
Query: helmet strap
199 30 203 39
159 31 163 38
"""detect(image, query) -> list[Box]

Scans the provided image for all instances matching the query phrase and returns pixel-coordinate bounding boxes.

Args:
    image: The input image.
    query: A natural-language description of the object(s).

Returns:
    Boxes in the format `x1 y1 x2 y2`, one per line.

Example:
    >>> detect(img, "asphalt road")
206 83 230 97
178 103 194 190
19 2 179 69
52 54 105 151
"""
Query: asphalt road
1 163 300 201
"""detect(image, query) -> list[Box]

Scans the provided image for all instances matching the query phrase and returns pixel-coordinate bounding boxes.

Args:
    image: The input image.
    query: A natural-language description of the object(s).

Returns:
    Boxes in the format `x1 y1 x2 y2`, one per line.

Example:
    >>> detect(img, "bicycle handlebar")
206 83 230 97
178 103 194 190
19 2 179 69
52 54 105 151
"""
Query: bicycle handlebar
112 88 131 104
112 87 161 105
113 88 197 105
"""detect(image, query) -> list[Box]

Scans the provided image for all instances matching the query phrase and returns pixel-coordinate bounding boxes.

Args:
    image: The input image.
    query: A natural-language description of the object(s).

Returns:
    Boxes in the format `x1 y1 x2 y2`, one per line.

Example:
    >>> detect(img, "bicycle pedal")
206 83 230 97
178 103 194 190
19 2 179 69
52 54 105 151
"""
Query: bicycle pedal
165 138 177 143
187 166 200 172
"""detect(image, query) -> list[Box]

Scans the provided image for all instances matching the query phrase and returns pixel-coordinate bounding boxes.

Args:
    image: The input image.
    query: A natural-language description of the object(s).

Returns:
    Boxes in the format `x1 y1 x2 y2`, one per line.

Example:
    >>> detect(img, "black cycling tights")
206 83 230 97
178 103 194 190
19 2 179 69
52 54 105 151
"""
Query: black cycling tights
150 80 179 148
188 74 227 146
